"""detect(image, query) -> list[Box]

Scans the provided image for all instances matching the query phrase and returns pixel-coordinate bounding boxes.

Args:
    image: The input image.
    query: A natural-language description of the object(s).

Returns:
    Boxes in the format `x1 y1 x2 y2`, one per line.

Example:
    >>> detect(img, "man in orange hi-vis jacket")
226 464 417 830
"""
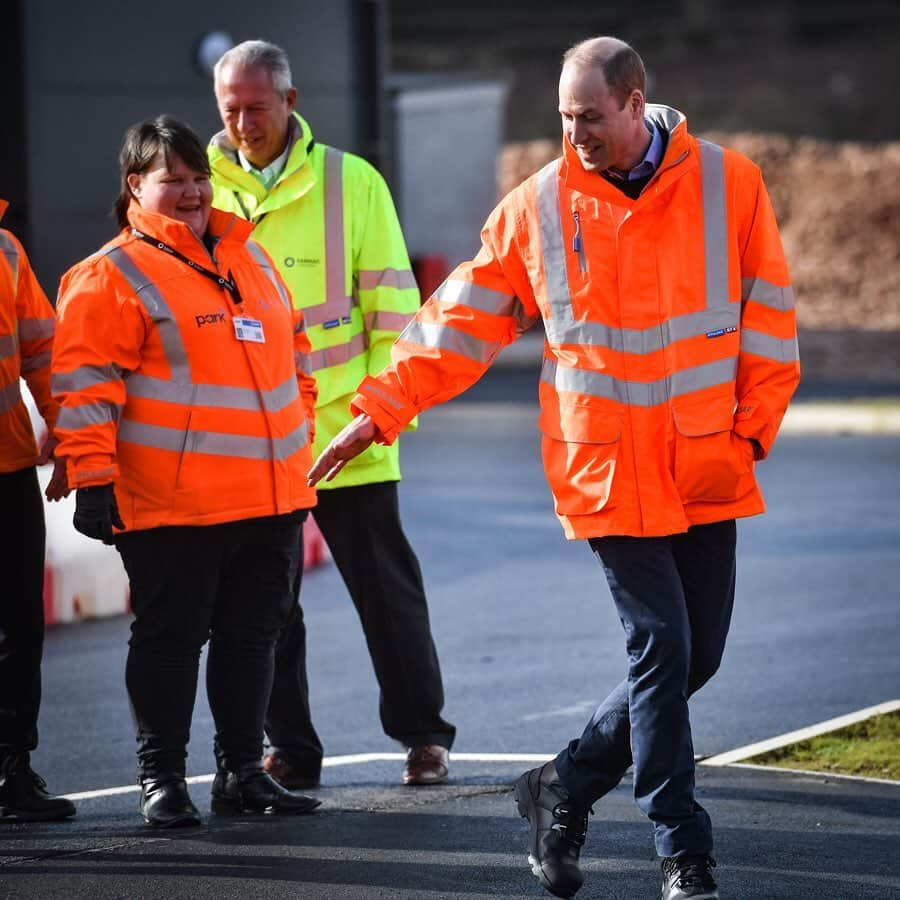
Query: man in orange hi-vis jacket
308 37 799 900
0 201 74 821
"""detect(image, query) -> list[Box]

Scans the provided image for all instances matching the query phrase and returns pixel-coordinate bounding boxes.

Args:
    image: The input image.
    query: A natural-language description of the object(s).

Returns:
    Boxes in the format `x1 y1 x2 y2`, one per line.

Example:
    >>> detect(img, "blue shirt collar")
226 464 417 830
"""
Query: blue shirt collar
604 118 663 182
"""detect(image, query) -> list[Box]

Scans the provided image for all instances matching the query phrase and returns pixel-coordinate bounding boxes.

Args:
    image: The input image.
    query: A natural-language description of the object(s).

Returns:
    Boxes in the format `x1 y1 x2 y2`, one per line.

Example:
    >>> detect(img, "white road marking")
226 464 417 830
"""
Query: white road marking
700 699 900 767
62 752 555 802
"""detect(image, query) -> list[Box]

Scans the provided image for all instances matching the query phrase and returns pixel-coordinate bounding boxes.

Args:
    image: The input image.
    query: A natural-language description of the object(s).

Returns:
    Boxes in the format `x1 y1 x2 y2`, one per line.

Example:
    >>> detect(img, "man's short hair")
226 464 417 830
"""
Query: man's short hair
214 39 293 96
562 37 646 109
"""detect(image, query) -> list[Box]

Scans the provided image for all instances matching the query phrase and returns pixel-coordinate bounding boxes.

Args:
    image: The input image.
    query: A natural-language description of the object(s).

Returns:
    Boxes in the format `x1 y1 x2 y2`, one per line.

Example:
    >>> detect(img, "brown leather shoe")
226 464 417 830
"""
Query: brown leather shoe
402 745 450 786
262 753 321 791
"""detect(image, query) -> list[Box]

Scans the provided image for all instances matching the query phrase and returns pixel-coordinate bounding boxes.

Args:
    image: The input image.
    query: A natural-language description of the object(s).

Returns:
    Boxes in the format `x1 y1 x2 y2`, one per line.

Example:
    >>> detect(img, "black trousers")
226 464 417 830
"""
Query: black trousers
0 467 46 760
556 520 737 857
266 482 455 775
115 512 304 779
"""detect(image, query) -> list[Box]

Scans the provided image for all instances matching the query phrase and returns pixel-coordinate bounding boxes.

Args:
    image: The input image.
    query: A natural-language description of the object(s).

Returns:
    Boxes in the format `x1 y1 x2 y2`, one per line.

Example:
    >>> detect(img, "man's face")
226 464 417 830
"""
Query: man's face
558 62 644 173
214 63 296 169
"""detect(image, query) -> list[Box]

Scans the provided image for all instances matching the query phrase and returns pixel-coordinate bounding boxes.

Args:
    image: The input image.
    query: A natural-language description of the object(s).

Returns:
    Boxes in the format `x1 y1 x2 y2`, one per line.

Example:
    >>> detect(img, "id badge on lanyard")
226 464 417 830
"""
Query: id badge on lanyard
233 317 265 343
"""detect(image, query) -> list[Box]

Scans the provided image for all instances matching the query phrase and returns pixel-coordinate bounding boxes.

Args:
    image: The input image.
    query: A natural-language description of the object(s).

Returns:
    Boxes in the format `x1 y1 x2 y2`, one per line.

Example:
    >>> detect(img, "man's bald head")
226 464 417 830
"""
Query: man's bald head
562 37 646 110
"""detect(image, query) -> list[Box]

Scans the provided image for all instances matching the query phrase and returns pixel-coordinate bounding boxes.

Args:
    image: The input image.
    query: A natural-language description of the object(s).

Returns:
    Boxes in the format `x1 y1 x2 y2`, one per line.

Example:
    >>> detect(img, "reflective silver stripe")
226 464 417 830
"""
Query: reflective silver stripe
536 160 574 344
323 146 348 317
295 351 313 375
126 373 299 413
302 297 356 327
358 268 417 291
740 328 800 363
246 241 292 311
399 320 501 366
742 276 795 312
0 379 22 413
20 350 50 374
118 418 308 461
541 356 737 408
435 279 522 317
0 231 18 288
309 332 367 372
364 310 415 333
56 401 123 430
18 318 55 341
106 246 191 382
53 364 124 394
0 334 18 361
698 141 730 310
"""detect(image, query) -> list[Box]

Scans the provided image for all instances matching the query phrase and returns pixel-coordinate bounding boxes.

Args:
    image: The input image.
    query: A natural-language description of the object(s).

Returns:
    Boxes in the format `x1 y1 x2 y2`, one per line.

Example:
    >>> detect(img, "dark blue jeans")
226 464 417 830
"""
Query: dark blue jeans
555 519 737 858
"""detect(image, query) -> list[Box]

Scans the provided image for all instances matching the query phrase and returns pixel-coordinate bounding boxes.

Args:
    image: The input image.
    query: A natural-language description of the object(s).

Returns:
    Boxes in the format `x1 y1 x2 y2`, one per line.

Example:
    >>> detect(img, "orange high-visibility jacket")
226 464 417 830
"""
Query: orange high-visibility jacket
52 203 317 531
351 106 800 540
0 200 59 473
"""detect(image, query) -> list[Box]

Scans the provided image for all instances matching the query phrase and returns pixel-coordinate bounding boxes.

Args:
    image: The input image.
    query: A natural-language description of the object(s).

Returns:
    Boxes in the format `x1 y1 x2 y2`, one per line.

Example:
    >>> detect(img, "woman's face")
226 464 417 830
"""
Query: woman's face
127 151 212 237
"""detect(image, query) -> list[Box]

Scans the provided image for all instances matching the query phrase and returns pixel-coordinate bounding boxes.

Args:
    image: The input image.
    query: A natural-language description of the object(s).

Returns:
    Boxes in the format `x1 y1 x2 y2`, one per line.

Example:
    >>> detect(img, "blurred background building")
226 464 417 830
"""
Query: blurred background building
2 0 899 369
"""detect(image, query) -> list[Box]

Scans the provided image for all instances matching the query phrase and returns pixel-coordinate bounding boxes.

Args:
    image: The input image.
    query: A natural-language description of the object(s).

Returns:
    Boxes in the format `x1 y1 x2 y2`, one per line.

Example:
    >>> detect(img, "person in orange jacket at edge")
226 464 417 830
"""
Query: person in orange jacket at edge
51 116 321 827
308 37 800 900
0 200 74 821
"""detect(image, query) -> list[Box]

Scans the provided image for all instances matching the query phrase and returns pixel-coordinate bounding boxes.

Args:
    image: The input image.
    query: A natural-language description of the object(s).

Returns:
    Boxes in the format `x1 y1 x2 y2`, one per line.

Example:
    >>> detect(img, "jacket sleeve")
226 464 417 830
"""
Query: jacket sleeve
8 232 58 431
292 305 317 441
52 259 147 487
734 165 801 459
351 163 421 380
351 194 541 443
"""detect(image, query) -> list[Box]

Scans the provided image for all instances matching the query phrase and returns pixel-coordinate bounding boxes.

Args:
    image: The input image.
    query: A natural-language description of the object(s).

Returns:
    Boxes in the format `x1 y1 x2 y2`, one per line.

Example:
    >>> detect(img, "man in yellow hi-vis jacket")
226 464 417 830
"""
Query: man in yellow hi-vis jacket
209 40 455 788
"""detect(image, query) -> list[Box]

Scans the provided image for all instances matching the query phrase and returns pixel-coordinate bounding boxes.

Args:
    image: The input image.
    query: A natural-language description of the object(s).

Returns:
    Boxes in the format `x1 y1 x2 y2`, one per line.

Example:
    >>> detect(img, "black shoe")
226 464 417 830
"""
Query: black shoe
661 855 719 900
514 761 590 898
211 768 321 815
0 755 76 822
140 776 201 828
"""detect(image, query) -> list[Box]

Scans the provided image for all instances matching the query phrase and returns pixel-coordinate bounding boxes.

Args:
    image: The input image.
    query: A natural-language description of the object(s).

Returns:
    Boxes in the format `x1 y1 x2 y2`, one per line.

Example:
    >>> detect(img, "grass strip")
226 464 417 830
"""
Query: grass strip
745 710 900 780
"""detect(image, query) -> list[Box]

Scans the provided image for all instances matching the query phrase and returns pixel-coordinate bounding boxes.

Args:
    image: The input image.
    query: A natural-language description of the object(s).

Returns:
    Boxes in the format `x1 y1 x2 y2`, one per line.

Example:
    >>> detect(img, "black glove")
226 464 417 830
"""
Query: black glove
73 484 125 545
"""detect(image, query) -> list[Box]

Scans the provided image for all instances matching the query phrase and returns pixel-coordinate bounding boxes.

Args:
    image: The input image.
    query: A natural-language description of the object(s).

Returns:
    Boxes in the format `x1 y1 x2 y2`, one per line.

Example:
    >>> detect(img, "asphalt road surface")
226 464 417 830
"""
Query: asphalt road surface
5 369 899 899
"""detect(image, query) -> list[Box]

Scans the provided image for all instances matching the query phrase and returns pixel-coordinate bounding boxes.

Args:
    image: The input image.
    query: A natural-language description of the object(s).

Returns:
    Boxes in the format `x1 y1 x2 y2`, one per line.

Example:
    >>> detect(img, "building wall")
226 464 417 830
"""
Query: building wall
7 0 374 291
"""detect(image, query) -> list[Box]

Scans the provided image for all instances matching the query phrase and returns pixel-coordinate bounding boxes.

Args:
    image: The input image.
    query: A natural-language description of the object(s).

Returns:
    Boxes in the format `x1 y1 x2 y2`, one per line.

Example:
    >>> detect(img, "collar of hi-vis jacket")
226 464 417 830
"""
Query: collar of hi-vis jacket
125 201 253 266
560 103 698 205
0 199 8 222
209 112 317 216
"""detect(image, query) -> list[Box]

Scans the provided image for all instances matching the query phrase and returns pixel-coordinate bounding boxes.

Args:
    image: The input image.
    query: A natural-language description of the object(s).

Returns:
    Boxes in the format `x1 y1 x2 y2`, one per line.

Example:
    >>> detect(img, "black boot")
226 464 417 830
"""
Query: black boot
661 855 719 900
514 761 591 898
140 776 201 828
211 765 321 815
0 754 76 822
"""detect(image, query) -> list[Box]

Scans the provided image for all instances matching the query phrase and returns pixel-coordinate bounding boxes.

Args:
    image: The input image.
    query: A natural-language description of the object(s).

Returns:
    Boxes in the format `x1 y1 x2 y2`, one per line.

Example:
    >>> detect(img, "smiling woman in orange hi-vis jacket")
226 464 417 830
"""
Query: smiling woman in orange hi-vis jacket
309 37 799 900
0 200 74 823
52 116 321 829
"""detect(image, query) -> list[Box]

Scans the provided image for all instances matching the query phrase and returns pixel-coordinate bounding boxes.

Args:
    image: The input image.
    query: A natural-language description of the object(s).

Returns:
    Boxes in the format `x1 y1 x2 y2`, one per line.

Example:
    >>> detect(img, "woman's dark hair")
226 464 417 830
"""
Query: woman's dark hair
114 115 211 228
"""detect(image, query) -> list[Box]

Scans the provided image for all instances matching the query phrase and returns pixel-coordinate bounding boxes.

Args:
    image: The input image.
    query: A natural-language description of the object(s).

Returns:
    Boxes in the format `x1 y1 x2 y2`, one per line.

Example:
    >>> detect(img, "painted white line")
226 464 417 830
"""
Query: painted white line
719 761 900 787
780 403 900 435
62 752 556 802
701 699 900 767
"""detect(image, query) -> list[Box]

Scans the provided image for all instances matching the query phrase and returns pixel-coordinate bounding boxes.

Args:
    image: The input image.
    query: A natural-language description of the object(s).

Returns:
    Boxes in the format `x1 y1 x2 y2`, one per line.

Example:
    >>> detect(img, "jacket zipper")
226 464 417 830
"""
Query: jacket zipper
572 210 587 274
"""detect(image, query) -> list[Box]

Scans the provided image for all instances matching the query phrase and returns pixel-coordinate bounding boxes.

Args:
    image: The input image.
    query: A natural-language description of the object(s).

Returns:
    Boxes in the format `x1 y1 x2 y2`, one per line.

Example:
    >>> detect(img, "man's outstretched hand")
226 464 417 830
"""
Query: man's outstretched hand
308 414 379 486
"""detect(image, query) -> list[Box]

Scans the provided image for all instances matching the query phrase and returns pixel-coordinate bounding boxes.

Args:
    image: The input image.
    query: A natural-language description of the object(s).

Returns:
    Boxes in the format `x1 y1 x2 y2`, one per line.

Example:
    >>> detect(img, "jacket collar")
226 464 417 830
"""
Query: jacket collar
0 199 7 223
125 202 252 262
559 104 697 204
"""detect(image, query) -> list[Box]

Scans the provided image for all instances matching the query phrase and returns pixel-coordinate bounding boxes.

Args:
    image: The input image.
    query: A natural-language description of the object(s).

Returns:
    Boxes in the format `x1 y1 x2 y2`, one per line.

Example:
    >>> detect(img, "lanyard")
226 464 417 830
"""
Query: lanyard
130 228 244 306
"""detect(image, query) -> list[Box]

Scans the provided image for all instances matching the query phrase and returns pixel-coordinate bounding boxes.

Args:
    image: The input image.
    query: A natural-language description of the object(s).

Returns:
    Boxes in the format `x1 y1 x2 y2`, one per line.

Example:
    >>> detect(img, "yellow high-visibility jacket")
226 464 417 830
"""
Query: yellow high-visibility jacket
352 106 801 540
209 113 420 489
0 200 58 473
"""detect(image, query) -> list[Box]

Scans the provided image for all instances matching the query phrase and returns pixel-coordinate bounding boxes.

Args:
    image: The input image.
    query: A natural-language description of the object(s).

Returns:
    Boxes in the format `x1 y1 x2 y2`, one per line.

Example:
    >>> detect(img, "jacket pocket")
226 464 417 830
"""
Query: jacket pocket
672 394 753 503
539 401 621 517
